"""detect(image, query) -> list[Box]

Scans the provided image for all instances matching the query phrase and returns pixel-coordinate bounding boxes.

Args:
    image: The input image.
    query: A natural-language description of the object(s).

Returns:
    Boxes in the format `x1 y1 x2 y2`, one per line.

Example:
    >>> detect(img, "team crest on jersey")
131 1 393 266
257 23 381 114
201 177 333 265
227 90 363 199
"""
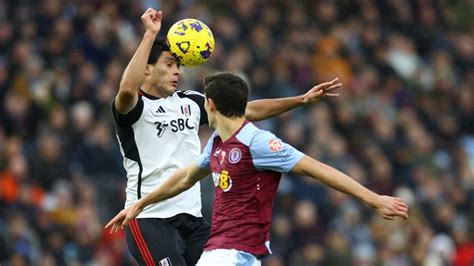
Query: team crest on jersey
159 257 172 266
180 104 191 117
229 148 242 164
269 139 283 152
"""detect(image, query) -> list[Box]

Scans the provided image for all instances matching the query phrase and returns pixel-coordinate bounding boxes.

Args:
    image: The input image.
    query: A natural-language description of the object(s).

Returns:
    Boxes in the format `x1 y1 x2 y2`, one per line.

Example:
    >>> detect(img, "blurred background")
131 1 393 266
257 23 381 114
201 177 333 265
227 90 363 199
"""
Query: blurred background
0 0 473 265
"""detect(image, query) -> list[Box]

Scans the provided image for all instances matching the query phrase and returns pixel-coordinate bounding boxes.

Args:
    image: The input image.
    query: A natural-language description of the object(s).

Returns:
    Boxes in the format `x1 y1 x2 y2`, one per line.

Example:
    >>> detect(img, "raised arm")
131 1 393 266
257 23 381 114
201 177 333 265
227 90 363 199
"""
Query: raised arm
105 163 210 232
291 155 408 220
114 8 162 114
244 78 341 121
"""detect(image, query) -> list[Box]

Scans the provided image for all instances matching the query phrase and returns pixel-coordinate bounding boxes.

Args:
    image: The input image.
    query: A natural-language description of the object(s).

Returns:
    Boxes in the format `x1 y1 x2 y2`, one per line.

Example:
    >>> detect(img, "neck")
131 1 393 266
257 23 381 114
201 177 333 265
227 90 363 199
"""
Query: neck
141 82 172 98
215 114 246 142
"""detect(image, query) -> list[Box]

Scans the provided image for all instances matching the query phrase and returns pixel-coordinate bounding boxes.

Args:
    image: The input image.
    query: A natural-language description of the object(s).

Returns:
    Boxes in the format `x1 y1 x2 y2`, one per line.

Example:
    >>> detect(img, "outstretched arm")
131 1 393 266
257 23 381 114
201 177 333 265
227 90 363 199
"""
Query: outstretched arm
105 163 210 232
291 155 408 220
244 78 341 121
114 8 162 114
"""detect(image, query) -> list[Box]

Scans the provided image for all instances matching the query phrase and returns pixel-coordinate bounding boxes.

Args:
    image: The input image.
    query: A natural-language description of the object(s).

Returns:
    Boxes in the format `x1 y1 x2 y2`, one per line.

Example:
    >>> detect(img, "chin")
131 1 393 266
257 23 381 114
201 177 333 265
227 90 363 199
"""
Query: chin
164 86 176 96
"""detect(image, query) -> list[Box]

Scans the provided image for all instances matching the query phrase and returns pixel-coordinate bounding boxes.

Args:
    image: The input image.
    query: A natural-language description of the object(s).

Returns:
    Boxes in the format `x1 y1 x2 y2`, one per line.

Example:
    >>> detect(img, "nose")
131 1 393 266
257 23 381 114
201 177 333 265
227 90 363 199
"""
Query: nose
173 65 180 77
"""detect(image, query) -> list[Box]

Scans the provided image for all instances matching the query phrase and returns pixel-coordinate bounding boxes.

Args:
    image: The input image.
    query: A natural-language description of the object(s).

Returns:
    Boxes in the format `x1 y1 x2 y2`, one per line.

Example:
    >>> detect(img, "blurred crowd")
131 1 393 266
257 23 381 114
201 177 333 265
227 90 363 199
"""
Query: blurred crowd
0 0 473 265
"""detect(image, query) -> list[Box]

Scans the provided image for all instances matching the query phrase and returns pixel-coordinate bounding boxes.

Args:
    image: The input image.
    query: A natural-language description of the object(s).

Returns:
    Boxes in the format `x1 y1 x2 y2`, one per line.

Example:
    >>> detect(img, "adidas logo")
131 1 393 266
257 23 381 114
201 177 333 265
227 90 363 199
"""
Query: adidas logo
156 106 166 113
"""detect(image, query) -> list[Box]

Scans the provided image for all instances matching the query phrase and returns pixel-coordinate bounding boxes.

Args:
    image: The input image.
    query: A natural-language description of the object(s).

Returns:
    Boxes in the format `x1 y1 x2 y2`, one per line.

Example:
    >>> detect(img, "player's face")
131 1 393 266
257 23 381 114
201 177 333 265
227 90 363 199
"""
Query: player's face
148 51 180 96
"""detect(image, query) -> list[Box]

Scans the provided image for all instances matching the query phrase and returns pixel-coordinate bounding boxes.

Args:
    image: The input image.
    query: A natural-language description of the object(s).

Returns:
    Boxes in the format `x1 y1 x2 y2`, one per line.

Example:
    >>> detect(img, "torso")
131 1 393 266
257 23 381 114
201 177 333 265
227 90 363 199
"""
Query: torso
200 122 303 256
112 90 207 218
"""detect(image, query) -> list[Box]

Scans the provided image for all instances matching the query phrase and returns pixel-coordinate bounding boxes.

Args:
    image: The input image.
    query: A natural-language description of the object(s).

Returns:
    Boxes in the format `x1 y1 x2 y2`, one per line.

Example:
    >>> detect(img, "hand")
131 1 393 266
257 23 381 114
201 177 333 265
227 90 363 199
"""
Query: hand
104 203 144 233
141 8 162 34
302 78 341 104
374 195 408 220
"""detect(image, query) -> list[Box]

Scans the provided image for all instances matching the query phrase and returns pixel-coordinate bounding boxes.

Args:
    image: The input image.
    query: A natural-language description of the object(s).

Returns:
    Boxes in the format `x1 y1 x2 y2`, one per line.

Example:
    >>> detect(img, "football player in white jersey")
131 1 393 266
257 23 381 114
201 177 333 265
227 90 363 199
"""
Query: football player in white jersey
110 8 341 266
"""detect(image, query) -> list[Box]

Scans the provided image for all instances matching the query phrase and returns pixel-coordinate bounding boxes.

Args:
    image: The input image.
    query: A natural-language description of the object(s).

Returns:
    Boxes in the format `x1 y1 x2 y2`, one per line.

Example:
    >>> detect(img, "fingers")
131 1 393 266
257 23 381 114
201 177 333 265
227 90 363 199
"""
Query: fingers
111 223 119 234
121 216 132 229
104 216 119 229
108 221 123 234
318 78 338 87
389 198 409 219
328 78 339 85
395 199 409 219
155 10 163 21
107 218 130 234
377 196 409 220
312 78 342 94
142 8 162 20
104 210 128 233
325 83 342 92
144 7 157 15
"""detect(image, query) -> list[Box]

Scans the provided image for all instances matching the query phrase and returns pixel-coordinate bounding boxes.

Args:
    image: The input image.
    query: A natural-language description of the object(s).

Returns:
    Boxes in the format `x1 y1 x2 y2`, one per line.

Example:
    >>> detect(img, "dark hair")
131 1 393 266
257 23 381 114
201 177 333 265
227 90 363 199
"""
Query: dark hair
204 72 248 117
147 37 171 64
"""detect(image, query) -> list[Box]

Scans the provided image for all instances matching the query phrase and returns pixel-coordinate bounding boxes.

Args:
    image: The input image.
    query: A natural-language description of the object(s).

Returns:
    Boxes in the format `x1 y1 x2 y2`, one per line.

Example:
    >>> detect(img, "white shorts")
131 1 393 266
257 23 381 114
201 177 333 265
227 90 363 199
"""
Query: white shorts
196 249 261 266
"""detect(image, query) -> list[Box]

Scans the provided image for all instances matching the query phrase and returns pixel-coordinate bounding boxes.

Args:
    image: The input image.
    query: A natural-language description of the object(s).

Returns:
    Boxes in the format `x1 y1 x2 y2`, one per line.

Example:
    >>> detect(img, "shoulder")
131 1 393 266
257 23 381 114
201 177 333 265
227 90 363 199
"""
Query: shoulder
175 90 205 109
112 95 145 127
235 123 276 147
176 90 205 102
175 90 208 125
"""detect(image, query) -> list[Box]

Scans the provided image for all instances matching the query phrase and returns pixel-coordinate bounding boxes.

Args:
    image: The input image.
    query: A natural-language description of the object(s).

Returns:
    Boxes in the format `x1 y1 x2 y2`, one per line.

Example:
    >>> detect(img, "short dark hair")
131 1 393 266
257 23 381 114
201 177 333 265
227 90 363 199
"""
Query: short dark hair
148 37 171 64
204 72 248 117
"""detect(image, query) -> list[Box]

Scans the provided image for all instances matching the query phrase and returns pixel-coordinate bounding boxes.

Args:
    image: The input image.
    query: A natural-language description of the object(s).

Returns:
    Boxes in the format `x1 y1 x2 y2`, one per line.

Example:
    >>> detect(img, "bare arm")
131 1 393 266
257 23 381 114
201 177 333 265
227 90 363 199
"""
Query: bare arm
105 163 209 232
138 163 209 209
244 78 341 121
291 155 408 220
115 8 162 114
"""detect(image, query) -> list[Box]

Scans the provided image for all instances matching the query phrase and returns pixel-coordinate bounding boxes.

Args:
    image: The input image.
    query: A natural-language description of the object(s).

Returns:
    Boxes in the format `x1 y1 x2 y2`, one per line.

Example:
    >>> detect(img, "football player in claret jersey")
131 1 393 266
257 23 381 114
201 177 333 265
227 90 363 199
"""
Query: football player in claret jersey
111 8 342 266
107 72 409 266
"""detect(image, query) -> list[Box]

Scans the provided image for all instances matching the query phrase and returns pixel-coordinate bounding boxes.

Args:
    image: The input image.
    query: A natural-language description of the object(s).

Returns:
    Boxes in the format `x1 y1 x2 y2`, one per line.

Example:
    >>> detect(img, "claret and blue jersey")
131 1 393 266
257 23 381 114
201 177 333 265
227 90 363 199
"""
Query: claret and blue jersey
196 121 304 257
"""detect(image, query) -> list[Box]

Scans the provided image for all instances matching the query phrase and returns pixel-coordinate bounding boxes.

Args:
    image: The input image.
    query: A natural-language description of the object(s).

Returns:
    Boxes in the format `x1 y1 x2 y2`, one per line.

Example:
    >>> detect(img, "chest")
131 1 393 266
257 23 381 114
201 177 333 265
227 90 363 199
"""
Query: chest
140 97 200 137
209 139 259 192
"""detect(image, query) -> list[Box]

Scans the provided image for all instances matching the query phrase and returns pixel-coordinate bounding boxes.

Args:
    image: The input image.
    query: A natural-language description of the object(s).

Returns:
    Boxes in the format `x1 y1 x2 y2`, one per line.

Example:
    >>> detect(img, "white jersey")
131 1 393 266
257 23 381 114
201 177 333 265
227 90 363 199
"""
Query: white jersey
112 89 207 218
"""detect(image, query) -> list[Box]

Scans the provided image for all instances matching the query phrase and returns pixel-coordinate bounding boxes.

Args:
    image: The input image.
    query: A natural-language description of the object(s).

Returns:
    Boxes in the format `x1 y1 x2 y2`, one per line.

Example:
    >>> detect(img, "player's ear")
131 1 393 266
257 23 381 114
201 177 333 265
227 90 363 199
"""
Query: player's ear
208 98 216 112
144 64 152 76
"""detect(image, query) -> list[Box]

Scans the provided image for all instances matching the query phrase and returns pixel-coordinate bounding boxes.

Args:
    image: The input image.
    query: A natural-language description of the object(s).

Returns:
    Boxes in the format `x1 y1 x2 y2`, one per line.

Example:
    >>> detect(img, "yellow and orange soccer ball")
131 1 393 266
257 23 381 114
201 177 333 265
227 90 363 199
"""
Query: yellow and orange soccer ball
167 18 215 67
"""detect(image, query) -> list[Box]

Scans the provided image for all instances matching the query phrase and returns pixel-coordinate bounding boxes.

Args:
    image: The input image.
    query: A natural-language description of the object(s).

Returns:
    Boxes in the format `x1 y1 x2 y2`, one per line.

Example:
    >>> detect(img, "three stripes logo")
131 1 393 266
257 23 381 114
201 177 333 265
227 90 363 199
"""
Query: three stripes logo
156 106 166 114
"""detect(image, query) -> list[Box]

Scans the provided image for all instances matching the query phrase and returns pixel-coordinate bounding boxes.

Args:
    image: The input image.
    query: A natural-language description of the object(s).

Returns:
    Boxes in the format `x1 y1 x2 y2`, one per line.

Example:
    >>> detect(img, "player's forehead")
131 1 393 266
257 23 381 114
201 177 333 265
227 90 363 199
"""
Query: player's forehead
159 51 179 64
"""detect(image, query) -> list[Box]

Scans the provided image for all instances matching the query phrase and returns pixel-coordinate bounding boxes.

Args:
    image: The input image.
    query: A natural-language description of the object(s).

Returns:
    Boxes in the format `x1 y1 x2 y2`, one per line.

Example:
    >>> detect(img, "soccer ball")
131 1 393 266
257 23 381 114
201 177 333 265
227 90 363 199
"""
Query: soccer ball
167 18 215 67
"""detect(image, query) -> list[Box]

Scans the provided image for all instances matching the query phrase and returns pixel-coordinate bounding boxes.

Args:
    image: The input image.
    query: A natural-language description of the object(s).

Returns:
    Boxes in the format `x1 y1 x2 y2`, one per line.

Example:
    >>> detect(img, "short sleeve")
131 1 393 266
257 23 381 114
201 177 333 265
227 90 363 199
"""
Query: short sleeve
111 97 144 127
250 131 304 172
196 131 217 169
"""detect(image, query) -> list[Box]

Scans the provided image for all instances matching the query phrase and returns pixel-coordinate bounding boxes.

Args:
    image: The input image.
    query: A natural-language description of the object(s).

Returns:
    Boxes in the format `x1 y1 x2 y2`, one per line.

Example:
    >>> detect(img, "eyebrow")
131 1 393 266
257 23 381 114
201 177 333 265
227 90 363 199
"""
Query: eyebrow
165 56 177 62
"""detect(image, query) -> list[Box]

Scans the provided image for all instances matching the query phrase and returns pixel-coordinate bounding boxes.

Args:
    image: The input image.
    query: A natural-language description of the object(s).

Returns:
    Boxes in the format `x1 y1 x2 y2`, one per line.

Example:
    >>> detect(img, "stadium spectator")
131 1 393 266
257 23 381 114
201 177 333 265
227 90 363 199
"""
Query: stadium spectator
0 1 472 265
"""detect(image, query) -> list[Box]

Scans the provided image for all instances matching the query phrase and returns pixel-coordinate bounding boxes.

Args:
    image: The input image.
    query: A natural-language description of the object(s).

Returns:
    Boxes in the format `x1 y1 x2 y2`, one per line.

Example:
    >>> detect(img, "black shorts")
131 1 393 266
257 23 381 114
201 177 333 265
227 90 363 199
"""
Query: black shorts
126 214 210 266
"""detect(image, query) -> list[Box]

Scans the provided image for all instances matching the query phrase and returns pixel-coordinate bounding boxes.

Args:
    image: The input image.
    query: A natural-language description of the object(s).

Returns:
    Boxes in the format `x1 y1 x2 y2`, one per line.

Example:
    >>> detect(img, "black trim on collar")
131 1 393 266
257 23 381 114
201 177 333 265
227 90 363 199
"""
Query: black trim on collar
139 88 161 100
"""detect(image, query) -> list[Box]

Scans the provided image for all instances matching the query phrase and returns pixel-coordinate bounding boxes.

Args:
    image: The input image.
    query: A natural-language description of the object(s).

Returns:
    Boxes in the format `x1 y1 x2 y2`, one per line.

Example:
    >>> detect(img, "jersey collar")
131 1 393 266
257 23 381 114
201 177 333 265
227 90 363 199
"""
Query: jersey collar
220 120 250 144
138 89 178 100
